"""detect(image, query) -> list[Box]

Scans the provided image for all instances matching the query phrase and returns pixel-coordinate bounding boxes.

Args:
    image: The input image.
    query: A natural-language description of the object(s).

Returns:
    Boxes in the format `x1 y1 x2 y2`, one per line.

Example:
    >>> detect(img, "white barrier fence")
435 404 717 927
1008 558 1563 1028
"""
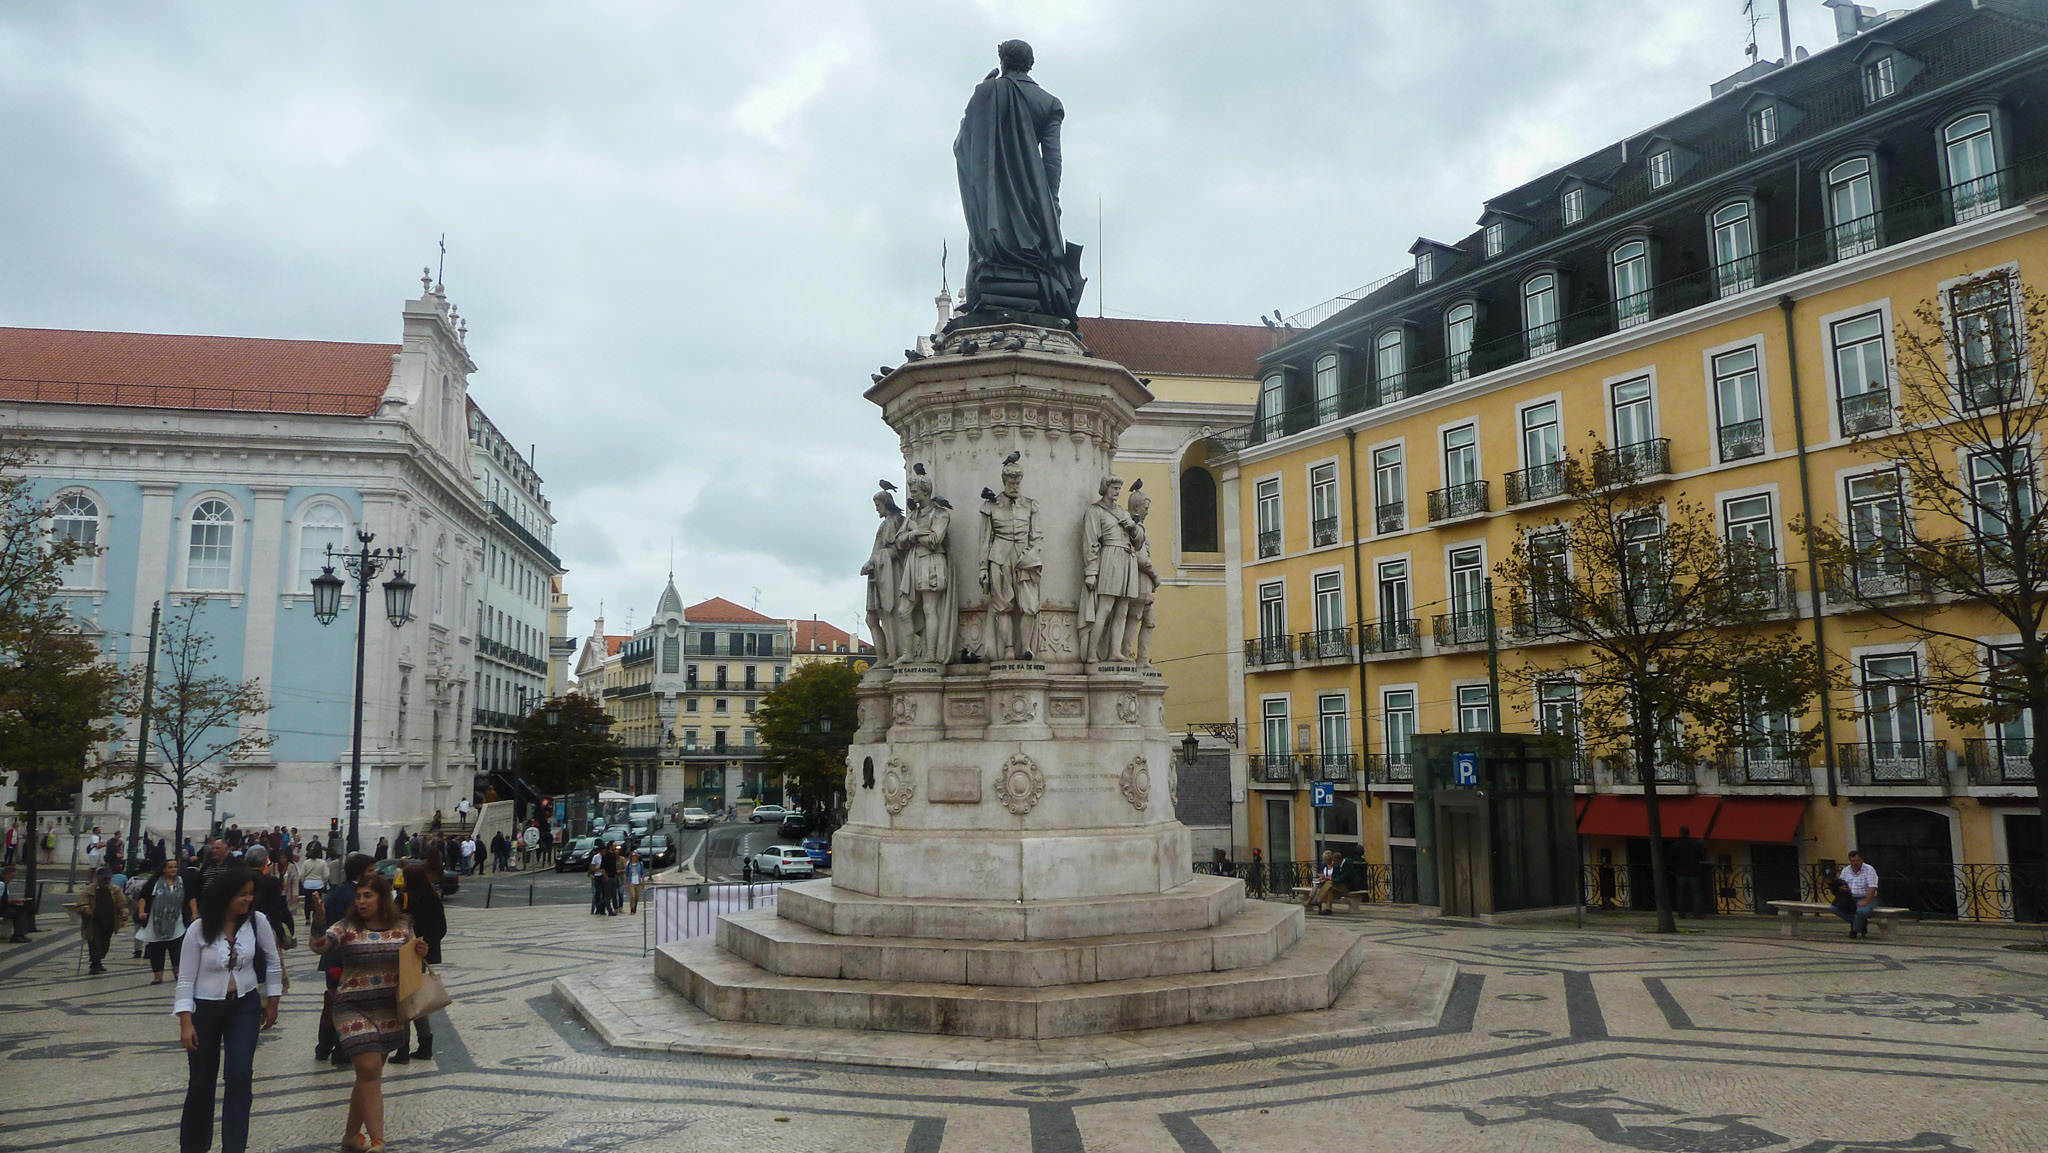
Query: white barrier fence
644 881 782 954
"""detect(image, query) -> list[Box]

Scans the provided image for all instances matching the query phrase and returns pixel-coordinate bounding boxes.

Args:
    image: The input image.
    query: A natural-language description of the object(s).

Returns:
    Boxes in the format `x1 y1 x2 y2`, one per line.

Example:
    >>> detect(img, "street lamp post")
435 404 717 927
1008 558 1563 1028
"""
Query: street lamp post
310 529 415 853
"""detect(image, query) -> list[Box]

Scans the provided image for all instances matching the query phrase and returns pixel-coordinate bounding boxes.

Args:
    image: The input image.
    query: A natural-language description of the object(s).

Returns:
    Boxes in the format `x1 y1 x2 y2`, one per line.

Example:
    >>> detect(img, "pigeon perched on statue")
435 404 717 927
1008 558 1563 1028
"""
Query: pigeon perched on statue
981 487 998 503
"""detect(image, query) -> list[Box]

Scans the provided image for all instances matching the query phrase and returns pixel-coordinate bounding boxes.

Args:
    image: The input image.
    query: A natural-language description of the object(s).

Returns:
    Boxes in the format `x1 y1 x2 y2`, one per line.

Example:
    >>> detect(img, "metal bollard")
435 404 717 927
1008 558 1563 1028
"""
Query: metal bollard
528 882 535 907
485 883 493 909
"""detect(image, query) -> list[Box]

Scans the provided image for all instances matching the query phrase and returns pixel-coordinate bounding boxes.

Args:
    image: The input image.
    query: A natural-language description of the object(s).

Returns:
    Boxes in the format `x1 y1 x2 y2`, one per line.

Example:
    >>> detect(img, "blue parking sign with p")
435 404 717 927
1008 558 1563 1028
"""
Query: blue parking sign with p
1310 780 1335 808
1453 752 1479 787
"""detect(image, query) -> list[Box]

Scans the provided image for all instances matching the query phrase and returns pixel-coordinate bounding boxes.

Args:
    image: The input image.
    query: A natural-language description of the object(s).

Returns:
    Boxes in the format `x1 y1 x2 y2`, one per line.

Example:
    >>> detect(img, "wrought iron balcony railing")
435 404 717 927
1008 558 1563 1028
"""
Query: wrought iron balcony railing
1839 388 1892 434
1718 417 1765 461
1716 747 1811 786
1257 529 1281 559
1361 618 1418 656
1366 753 1414 785
1312 516 1341 547
1963 737 2036 785
1838 741 1948 787
1825 558 1933 605
1432 610 1492 648
1427 480 1489 522
1298 626 1353 663
1375 501 1406 534
1243 635 1295 667
1611 755 1696 787
1725 564 1795 614
1593 438 1670 487
1508 599 1572 640
1504 460 1567 506
1248 754 1298 784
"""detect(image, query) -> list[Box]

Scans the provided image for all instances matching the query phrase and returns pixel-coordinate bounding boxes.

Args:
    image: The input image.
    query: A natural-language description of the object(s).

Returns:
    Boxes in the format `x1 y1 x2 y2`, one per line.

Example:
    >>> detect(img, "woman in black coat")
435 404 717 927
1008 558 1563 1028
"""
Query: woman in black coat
394 863 447 1063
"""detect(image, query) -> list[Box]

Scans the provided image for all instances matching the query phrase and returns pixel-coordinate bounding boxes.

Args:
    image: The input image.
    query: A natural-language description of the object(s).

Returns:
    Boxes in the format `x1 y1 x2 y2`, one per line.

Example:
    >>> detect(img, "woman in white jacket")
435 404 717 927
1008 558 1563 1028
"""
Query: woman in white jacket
172 865 282 1153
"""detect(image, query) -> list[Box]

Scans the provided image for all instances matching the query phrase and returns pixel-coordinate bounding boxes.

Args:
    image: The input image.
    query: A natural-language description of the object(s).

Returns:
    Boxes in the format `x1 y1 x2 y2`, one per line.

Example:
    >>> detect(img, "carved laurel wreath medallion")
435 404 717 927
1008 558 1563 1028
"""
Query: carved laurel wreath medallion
881 756 916 814
1119 755 1151 811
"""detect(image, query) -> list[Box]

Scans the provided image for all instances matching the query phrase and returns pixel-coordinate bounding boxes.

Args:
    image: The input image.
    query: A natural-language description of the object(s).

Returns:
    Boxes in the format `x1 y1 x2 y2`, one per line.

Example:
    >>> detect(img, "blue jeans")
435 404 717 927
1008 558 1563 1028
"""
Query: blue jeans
1675 875 1708 916
1835 899 1876 935
182 990 262 1153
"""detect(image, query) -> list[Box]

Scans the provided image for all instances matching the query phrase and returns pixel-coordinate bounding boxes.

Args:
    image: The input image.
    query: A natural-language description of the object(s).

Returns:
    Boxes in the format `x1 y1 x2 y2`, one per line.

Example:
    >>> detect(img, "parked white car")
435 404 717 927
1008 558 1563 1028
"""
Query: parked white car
681 807 712 829
752 845 814 878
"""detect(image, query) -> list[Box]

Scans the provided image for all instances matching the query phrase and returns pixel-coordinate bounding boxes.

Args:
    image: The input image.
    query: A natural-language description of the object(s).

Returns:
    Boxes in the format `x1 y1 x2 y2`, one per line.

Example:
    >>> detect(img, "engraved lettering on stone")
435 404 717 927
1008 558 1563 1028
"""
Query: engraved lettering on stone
881 756 916 814
994 752 1045 816
1119 755 1150 811
998 691 1039 724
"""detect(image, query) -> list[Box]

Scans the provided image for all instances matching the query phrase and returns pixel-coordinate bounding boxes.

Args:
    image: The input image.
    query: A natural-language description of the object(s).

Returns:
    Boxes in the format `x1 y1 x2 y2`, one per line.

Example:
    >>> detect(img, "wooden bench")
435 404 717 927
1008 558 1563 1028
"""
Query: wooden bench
1766 899 1908 940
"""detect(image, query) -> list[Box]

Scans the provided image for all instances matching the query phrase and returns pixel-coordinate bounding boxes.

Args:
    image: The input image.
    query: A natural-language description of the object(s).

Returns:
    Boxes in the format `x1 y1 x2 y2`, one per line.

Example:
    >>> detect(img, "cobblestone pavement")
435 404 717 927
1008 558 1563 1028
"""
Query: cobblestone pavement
3 904 2044 1153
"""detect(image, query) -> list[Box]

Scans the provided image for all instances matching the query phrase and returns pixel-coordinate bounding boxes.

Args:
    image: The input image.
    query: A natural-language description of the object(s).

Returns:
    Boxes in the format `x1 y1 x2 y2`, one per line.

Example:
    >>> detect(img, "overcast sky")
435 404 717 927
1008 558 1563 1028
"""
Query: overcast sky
0 0 1859 650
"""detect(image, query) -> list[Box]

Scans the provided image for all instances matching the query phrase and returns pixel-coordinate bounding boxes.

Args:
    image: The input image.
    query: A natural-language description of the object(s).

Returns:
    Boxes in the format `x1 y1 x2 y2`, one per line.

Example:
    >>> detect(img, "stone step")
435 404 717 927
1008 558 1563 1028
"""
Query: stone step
718 900 1302 987
774 873 1244 941
655 922 1370 1039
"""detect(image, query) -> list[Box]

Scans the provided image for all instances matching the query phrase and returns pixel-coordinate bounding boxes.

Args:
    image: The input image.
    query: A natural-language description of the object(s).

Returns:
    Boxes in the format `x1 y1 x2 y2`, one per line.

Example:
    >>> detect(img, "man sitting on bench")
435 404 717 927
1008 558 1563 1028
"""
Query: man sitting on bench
1307 851 1365 914
1836 850 1880 939
0 866 30 942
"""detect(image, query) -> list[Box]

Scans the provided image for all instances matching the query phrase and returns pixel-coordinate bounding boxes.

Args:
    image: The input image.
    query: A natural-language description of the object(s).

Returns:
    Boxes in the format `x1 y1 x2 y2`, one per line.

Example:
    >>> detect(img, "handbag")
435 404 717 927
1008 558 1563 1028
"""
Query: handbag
397 941 452 1020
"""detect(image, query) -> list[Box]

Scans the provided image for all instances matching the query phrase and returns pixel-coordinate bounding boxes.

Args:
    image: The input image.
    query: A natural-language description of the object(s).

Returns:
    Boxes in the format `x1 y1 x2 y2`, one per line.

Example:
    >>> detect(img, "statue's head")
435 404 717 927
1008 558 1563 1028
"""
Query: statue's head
909 475 935 502
1099 474 1124 500
874 490 900 517
1128 488 1151 520
997 39 1034 73
1001 461 1024 492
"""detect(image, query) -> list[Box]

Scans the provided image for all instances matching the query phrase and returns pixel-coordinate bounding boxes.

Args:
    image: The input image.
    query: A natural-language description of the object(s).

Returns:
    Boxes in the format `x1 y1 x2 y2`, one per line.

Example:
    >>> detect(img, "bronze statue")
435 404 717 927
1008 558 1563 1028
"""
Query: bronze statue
954 40 1085 323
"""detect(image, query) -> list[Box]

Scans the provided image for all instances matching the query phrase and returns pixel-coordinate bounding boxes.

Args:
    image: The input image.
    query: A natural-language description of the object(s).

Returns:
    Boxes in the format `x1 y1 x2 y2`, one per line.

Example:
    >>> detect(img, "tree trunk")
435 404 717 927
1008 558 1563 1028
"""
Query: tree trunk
2031 680 2048 926
1637 700 1676 933
19 805 41 934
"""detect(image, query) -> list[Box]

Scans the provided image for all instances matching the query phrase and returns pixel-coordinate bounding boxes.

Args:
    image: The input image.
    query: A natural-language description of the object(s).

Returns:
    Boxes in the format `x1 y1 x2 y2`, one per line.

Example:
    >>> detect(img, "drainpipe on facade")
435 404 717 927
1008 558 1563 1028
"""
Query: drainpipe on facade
1779 293 1841 805
1345 429 1372 809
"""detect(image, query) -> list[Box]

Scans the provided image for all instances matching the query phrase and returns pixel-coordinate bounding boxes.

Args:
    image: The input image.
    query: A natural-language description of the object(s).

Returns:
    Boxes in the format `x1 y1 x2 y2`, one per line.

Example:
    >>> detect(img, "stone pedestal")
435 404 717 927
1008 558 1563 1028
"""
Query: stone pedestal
653 329 1360 1040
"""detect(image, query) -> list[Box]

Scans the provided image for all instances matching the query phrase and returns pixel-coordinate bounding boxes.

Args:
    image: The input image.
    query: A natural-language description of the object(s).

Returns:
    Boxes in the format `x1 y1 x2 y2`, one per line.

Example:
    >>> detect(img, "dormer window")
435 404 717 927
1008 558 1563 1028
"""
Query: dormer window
1749 105 1779 150
1484 221 1505 257
1561 187 1585 226
1647 150 1674 191
1863 55 1896 103
1415 251 1434 285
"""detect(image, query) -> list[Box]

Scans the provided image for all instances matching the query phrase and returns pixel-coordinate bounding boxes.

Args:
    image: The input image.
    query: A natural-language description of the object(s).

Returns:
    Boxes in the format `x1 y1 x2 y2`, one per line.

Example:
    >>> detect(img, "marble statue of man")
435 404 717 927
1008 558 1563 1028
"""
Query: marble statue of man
979 457 1042 660
1122 484 1159 664
1079 475 1139 664
895 473 957 663
861 488 907 665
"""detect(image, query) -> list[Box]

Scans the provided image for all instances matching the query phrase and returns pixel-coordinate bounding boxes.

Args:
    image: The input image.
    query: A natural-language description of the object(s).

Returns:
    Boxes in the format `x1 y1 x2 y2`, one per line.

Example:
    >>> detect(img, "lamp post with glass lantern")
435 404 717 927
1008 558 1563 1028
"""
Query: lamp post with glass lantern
309 529 416 853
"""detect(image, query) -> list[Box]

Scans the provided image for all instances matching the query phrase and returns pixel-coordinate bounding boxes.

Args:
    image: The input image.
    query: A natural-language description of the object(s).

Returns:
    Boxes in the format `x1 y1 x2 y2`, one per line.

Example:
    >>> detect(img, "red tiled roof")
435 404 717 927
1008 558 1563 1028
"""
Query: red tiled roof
0 326 397 416
791 619 872 653
603 635 629 656
686 597 779 625
1075 318 1280 380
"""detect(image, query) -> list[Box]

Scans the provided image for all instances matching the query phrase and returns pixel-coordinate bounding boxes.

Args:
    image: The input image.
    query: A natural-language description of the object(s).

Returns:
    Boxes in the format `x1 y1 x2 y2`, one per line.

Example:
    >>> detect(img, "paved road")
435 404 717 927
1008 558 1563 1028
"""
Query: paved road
5 898 2044 1152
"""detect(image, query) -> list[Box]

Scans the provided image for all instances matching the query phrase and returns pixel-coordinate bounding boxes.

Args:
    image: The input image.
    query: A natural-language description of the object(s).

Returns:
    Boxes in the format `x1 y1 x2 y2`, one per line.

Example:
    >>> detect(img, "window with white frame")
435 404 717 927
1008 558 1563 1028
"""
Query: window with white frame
1828 157 1879 258
1984 645 2032 755
1310 463 1340 547
1831 311 1891 433
1861 652 1924 754
1943 112 2001 221
1611 240 1651 328
1863 55 1896 103
1448 545 1486 639
1538 680 1578 749
1517 401 1564 503
1950 272 2020 408
1446 303 1476 382
1313 353 1340 423
1257 581 1286 646
1560 187 1585 226
1620 513 1665 611
1382 689 1416 766
1375 329 1406 402
1457 685 1492 733
1749 104 1779 150
1311 570 1345 638
1415 250 1434 285
296 500 350 588
1647 149 1674 190
186 498 236 590
1722 493 1777 570
1523 274 1559 355
1711 201 1757 297
1376 559 1411 642
1318 693 1350 769
1611 376 1655 449
1847 470 1907 592
1483 221 1505 258
1712 347 1765 462
1968 445 2034 581
1255 477 1282 559
1262 696 1292 759
1259 374 1285 439
52 492 101 588
1373 446 1405 534
1527 531 1569 625
1443 424 1478 489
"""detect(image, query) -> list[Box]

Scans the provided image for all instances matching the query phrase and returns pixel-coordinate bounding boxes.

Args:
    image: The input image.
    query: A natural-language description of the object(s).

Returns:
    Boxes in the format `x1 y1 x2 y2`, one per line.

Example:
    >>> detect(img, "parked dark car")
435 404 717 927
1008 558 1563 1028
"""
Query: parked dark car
779 810 811 837
638 834 676 869
556 836 599 873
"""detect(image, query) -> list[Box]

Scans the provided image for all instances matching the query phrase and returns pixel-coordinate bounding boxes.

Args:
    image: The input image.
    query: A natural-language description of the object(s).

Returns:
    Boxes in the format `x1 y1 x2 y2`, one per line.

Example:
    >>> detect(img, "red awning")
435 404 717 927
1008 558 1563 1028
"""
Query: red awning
1706 798 1806 843
1577 795 1722 839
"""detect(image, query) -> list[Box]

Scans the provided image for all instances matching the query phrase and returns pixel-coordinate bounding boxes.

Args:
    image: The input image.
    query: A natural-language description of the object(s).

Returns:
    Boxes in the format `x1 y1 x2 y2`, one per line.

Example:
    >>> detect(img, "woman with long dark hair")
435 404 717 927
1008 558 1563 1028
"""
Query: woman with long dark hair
172 865 281 1153
312 873 426 1150
138 857 187 985
393 863 446 1063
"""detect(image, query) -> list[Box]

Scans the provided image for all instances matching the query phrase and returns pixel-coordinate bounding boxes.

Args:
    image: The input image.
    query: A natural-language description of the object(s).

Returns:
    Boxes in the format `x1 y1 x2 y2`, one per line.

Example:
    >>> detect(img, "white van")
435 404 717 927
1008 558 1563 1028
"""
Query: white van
628 794 663 830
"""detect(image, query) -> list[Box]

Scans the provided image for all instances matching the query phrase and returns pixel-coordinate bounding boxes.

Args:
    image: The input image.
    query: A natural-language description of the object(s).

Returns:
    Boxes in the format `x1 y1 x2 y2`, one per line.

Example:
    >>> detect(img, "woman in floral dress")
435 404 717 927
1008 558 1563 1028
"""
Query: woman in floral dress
311 873 426 1152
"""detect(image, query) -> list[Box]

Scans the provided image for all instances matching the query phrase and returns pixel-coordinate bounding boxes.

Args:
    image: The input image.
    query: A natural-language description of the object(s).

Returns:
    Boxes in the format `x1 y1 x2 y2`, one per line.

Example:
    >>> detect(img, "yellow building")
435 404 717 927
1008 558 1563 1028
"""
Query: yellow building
1220 0 2047 920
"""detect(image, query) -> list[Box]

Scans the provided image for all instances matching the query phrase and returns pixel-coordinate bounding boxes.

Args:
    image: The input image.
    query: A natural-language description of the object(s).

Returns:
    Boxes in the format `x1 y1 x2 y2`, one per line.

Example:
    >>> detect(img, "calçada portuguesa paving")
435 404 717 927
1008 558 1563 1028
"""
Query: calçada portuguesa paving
1 900 2044 1152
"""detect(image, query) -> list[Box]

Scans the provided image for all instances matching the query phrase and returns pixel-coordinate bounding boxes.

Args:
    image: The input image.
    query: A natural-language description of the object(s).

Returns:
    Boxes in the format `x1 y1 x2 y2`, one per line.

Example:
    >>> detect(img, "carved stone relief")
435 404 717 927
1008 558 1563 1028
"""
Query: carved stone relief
1119 755 1150 811
998 691 1039 724
1115 693 1141 724
1034 612 1075 658
1049 698 1085 719
994 752 1045 816
1168 760 1180 807
881 756 916 815
948 697 987 720
892 696 918 725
